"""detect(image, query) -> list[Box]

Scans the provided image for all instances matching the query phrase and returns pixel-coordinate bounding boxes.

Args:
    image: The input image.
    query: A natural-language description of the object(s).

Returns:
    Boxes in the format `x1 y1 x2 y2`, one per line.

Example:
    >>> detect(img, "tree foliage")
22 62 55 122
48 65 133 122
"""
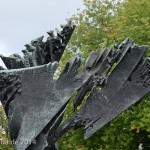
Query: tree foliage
67 0 121 58
0 106 13 149
109 0 150 56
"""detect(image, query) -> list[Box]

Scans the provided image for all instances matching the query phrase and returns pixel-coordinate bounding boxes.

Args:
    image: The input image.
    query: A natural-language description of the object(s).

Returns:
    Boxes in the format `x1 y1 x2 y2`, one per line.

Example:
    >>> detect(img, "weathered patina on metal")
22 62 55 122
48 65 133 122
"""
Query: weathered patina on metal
0 22 150 150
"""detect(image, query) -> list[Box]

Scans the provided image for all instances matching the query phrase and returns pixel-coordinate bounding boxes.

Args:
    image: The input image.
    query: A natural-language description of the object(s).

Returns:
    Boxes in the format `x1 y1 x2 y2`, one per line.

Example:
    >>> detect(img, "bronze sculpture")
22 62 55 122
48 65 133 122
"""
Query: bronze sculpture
0 21 150 150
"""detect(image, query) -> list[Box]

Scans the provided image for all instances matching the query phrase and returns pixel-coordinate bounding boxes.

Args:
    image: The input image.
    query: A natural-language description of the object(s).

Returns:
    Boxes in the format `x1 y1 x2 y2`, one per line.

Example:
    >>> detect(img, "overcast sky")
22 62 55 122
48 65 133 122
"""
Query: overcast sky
0 0 84 66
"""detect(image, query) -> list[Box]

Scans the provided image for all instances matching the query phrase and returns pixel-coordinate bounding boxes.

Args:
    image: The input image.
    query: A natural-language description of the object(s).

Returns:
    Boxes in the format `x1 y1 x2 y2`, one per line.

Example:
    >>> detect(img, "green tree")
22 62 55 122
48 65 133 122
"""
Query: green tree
109 0 150 55
0 106 13 149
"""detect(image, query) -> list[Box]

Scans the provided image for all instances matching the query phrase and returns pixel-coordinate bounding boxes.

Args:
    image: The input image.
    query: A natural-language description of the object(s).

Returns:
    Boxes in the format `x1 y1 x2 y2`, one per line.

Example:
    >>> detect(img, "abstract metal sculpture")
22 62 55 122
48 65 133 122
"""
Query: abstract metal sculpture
0 21 150 150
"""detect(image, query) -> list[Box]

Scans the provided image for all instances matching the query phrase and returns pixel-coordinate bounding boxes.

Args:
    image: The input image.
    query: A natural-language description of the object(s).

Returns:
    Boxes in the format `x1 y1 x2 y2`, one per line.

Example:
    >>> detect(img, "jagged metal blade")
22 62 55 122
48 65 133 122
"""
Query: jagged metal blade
0 21 75 70
83 45 148 139
25 52 106 149
26 103 67 150
46 39 137 145
55 44 147 141
0 21 76 150
73 76 93 109
85 57 150 139
0 55 25 69
73 51 104 109
45 21 75 63
73 38 133 109
0 55 100 150
29 53 106 149
0 63 58 150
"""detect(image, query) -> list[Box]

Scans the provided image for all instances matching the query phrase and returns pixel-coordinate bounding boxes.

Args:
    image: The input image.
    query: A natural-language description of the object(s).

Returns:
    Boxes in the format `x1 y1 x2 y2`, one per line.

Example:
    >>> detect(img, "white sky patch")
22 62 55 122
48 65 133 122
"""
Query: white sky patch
0 0 85 55
0 58 6 68
0 43 11 56
0 43 10 68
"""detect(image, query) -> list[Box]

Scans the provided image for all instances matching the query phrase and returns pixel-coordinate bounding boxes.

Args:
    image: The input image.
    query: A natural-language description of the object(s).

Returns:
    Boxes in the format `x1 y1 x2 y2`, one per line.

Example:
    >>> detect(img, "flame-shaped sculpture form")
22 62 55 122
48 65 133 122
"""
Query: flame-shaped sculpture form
0 22 149 150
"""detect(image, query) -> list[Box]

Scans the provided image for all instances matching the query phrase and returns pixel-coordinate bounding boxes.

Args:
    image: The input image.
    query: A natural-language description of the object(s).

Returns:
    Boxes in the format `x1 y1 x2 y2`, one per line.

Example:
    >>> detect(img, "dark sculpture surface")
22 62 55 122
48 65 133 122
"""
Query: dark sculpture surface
0 21 150 150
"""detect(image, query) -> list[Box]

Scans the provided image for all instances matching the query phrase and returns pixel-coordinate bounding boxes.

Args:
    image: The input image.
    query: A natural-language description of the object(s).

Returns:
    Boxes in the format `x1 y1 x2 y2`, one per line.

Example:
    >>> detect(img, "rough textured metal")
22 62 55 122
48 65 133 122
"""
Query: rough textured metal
0 56 102 150
73 38 132 109
0 22 76 150
0 21 75 69
47 41 150 146
80 45 149 139
0 21 150 150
